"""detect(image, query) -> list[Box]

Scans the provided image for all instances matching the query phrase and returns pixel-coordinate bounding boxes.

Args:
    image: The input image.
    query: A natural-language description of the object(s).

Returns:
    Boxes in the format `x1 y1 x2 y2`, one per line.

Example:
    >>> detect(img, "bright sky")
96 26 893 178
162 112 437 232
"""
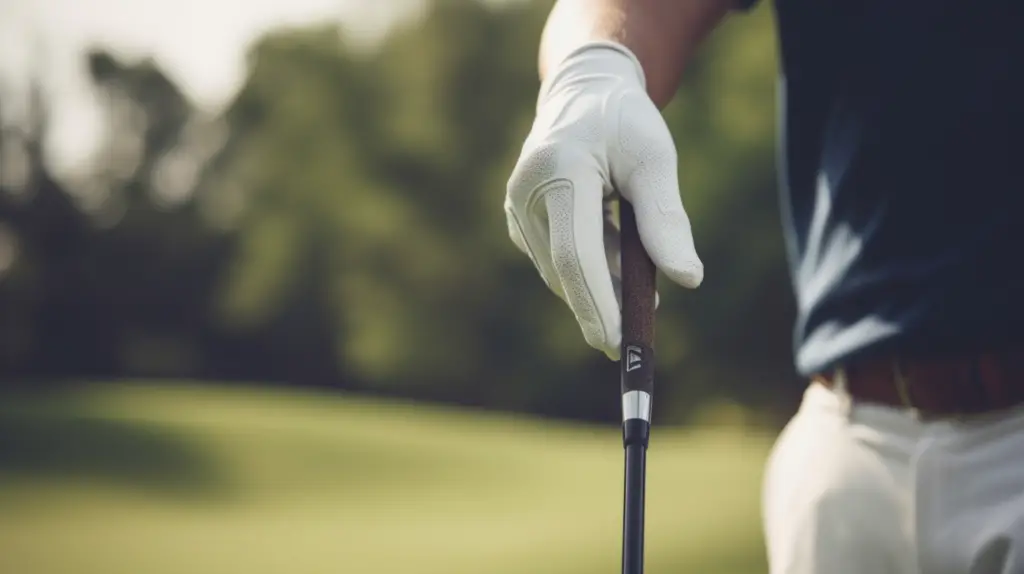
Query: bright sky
0 0 421 174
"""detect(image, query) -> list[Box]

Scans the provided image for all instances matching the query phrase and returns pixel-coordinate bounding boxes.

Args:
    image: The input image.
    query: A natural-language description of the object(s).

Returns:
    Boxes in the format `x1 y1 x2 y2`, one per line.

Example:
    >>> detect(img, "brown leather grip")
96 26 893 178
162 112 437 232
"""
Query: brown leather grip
619 199 656 396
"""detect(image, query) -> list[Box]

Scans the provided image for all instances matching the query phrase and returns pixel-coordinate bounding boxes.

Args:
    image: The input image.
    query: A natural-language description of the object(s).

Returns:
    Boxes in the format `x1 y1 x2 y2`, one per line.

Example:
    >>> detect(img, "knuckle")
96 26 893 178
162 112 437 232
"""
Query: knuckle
507 142 565 198
626 125 675 163
617 96 676 159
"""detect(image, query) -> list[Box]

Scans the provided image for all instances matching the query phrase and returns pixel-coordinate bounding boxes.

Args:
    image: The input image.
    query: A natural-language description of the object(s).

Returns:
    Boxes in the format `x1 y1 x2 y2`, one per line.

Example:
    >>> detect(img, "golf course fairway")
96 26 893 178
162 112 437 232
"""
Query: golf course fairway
0 381 771 574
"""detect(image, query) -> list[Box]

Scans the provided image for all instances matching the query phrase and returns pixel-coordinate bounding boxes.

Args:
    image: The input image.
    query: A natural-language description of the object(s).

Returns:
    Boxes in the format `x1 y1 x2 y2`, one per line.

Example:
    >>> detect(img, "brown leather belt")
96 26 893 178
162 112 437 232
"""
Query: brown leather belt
812 347 1024 418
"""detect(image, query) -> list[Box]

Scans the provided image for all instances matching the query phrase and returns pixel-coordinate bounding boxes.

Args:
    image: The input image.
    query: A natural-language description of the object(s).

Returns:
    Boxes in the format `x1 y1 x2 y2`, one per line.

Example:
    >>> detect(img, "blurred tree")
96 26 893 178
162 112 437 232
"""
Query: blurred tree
0 53 237 381
0 81 110 378
199 0 800 422
656 6 801 419
3 0 801 424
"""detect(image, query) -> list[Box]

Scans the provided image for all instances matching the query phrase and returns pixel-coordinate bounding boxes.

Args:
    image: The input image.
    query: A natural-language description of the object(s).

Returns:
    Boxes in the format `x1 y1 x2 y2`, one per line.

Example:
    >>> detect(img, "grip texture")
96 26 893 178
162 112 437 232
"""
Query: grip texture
619 199 656 396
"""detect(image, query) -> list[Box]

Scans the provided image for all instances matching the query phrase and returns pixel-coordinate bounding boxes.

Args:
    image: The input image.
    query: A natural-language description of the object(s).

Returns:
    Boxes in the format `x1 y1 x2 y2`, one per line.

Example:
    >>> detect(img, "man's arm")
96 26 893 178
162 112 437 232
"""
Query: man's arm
507 0 750 358
539 0 740 108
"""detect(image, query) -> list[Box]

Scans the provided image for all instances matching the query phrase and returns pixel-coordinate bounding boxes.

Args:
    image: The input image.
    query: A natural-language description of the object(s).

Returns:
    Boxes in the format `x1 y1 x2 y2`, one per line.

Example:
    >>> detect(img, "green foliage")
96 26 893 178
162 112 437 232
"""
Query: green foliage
0 0 801 423
197 0 798 419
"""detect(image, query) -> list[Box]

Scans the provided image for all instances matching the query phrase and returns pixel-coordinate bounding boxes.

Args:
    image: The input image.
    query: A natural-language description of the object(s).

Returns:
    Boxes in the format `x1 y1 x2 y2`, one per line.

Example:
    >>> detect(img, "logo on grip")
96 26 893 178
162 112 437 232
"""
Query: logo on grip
626 345 643 372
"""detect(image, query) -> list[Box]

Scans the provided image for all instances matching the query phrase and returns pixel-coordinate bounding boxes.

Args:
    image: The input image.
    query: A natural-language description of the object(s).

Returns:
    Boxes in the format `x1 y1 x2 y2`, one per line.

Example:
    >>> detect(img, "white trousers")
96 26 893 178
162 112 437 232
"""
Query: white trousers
763 378 1024 574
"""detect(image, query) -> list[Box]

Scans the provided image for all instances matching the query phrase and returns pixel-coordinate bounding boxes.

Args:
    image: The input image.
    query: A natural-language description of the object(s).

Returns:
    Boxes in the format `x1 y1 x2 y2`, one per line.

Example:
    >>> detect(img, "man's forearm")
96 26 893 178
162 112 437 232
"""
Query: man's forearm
539 0 735 108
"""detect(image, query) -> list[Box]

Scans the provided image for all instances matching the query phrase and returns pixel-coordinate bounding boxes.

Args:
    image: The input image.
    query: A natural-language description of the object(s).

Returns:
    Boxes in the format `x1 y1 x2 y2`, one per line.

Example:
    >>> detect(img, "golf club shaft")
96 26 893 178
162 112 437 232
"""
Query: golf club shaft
622 438 647 574
619 198 656 574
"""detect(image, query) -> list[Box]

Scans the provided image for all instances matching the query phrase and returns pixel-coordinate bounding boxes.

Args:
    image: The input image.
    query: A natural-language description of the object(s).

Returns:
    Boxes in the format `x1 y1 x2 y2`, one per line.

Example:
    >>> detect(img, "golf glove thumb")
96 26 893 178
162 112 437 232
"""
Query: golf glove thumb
505 41 703 361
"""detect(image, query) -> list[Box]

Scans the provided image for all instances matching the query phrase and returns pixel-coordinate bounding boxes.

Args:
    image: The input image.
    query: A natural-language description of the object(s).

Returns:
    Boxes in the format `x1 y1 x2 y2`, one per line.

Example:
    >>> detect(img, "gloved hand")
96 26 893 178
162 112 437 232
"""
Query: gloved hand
504 41 704 361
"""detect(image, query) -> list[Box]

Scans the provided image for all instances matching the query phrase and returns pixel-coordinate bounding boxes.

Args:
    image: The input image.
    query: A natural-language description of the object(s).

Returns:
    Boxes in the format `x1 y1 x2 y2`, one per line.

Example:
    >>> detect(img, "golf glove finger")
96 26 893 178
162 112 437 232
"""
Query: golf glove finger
505 42 703 361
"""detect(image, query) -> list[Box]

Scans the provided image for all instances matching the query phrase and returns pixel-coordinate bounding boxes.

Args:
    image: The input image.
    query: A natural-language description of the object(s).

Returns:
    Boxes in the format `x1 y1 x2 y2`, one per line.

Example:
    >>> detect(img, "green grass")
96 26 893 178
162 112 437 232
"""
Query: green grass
0 381 772 574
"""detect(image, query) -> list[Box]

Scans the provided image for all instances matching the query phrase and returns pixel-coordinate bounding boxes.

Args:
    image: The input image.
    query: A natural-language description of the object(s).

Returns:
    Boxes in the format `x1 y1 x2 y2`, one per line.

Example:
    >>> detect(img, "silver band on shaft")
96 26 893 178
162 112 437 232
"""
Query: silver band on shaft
621 390 652 423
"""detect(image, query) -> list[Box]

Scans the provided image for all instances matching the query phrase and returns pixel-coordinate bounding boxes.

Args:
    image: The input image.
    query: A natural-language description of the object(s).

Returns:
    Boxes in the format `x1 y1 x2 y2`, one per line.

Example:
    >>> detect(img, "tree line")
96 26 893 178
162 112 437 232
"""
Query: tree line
0 0 801 425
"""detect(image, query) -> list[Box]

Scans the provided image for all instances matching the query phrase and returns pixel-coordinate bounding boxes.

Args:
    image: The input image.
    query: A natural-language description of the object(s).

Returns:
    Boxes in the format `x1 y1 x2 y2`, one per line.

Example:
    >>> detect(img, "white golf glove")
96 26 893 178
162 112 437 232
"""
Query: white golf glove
504 41 704 361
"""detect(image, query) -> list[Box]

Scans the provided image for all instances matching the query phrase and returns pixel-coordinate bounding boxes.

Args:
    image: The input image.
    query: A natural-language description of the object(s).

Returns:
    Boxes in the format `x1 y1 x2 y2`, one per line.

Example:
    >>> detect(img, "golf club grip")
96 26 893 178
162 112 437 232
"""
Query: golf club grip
619 199 655 398
619 198 654 574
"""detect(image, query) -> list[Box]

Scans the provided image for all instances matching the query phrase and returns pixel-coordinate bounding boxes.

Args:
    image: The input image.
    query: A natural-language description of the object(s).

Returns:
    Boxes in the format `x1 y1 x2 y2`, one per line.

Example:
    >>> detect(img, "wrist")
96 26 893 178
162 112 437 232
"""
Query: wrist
537 41 648 110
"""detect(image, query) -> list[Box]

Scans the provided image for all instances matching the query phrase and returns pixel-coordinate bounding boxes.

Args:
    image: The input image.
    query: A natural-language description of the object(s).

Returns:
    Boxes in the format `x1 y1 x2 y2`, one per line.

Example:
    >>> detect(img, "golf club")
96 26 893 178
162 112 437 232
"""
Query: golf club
619 198 656 574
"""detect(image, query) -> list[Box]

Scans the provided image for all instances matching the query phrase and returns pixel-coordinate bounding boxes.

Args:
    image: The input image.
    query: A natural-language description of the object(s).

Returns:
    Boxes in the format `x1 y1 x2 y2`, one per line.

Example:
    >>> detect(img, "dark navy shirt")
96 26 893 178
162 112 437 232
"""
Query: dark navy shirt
739 0 1024 375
